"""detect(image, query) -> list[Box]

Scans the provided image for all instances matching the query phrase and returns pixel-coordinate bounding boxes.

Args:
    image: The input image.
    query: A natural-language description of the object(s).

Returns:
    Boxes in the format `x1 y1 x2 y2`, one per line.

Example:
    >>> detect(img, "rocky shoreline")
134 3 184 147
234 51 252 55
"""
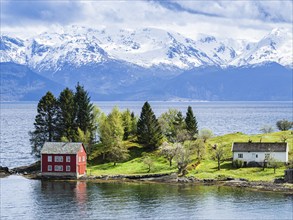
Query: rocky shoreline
1 163 292 193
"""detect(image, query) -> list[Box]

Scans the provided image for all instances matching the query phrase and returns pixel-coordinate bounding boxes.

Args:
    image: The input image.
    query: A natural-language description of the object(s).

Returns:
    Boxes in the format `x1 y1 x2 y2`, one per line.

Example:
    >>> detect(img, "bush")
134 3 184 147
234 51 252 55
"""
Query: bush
276 120 293 131
233 159 244 168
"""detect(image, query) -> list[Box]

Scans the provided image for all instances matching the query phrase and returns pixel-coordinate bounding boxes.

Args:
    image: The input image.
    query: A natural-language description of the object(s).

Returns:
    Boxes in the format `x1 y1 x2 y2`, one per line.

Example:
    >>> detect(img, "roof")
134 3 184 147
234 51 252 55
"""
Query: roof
41 142 84 154
232 142 287 152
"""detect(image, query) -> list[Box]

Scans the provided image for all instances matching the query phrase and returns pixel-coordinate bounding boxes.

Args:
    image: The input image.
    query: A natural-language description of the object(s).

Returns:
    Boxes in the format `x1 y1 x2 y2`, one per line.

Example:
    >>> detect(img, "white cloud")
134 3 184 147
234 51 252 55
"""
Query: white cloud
1 0 292 41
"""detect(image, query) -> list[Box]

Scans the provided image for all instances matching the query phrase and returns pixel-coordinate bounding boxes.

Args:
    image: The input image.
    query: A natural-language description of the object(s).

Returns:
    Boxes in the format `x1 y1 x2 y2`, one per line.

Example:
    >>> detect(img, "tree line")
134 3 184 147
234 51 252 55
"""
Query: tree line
29 83 94 157
30 86 201 168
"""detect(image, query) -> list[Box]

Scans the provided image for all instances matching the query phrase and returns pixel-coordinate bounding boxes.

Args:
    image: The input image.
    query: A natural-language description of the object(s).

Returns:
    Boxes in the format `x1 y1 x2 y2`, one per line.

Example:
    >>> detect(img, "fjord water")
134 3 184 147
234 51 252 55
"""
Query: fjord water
1 175 293 220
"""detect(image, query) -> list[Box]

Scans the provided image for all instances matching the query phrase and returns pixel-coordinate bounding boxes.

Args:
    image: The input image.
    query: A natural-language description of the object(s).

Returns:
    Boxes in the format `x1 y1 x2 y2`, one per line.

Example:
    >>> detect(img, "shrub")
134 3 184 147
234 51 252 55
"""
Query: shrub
233 159 244 168
276 120 293 131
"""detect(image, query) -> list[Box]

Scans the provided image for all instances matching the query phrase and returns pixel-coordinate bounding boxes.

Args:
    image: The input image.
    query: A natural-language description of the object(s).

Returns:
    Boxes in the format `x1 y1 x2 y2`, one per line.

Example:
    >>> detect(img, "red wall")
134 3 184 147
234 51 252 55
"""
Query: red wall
77 146 87 175
42 154 77 172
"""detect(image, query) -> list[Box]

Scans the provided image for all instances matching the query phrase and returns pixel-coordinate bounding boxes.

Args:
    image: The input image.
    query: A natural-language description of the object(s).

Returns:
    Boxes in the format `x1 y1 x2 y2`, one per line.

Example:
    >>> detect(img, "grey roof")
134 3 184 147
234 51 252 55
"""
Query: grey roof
41 142 84 154
232 142 288 152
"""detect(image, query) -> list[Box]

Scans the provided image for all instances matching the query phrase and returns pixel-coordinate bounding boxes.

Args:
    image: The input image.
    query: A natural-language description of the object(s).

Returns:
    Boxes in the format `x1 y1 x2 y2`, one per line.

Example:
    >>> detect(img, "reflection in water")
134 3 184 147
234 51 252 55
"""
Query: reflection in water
1 176 292 220
39 180 88 218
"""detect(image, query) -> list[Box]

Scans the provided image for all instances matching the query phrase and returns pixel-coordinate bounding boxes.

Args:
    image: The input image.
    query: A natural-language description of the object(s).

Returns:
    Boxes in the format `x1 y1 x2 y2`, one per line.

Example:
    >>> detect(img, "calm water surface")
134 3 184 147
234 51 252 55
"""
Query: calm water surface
1 175 292 220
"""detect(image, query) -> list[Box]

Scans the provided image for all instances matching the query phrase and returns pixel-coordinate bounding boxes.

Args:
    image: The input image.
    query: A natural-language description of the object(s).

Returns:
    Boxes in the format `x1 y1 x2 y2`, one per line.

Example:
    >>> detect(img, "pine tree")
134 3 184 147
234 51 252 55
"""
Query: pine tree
29 91 58 157
74 83 94 140
185 106 198 138
174 111 185 129
122 109 132 140
130 112 137 136
137 102 162 149
56 88 76 141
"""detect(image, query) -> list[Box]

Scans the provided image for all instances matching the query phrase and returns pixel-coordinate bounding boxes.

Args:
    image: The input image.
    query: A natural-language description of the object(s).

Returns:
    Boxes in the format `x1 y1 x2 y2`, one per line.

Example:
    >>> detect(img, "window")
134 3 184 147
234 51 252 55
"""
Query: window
238 154 243 158
48 165 52 171
256 154 258 158
48 155 52 162
55 156 63 162
66 166 71 172
82 156 85 162
66 156 71 162
79 156 81 162
54 165 63 171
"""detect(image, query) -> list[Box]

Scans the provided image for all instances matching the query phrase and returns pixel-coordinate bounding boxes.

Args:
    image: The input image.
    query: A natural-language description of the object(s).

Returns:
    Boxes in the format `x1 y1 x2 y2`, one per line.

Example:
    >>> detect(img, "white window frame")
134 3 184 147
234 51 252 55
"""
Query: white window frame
238 153 243 158
82 156 85 162
79 156 81 162
48 165 52 171
48 155 52 162
55 156 63 162
54 165 63 171
66 165 71 172
66 156 71 162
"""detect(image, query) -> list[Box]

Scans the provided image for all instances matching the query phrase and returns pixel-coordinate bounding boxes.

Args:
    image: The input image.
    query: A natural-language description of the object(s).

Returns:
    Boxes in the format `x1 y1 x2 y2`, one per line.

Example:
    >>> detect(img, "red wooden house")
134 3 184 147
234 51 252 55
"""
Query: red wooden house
41 142 87 178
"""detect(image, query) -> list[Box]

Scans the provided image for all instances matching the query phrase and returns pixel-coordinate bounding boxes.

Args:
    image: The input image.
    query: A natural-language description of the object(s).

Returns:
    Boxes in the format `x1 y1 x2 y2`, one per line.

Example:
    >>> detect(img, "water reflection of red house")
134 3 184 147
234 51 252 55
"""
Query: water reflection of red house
75 181 87 204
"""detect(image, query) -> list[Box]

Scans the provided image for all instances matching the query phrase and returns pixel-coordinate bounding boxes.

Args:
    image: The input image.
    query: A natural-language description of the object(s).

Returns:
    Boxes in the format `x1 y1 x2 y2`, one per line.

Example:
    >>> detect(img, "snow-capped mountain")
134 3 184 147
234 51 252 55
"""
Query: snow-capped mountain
230 28 292 67
1 26 291 72
0 26 292 101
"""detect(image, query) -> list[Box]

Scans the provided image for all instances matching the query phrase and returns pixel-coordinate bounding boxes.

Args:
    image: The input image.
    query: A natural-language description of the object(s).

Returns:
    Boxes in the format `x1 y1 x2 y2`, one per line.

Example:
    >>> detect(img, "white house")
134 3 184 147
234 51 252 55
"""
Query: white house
232 142 288 166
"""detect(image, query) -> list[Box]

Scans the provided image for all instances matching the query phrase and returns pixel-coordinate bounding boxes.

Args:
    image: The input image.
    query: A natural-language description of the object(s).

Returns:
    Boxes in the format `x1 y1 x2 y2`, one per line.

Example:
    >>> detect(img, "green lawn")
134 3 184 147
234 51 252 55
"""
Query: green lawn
88 131 293 181
88 152 177 176
188 160 286 182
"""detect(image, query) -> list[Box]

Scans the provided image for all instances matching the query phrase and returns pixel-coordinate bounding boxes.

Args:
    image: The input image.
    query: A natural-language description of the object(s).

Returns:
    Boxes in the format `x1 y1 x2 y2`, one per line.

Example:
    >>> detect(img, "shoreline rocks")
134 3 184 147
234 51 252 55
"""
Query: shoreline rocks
0 166 11 177
2 162 293 193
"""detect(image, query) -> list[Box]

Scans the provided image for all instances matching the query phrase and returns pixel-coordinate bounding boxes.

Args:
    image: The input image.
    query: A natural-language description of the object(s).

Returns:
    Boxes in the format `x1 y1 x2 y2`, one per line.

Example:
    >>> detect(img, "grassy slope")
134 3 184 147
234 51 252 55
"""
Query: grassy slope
88 131 293 181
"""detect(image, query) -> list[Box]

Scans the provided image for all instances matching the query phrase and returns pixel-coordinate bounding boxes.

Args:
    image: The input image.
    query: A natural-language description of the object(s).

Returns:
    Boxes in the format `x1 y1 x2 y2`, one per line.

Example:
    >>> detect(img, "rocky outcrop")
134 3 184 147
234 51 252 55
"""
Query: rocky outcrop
0 166 11 177
10 161 40 175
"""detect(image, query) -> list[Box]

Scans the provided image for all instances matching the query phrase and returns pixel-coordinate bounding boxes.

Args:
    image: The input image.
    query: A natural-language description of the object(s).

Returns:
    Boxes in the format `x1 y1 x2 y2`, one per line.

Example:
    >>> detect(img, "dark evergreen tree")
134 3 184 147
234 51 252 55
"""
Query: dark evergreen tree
130 112 138 136
29 91 58 157
137 102 162 149
185 106 198 138
74 83 94 140
56 88 76 141
122 109 132 140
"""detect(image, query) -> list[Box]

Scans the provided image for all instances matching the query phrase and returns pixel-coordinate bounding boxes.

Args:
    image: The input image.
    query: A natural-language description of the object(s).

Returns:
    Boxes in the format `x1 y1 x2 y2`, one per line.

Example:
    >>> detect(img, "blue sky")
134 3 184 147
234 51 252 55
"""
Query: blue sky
1 0 292 41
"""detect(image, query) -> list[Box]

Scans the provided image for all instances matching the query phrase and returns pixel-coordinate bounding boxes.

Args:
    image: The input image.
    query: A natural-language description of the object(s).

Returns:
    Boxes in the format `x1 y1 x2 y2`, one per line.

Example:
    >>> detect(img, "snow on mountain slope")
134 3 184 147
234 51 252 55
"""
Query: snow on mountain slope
0 26 292 72
195 34 237 67
230 28 292 67
88 27 216 68
25 30 108 72
0 36 26 64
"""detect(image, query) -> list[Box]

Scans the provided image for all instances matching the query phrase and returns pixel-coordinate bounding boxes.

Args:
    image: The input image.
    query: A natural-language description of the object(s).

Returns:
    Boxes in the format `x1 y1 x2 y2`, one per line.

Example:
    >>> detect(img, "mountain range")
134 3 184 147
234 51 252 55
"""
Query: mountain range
0 26 292 101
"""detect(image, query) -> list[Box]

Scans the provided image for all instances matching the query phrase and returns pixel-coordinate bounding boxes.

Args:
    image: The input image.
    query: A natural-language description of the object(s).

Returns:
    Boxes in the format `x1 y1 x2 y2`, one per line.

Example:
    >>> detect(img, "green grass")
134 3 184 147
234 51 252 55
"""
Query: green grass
88 151 177 175
188 160 286 182
88 131 293 181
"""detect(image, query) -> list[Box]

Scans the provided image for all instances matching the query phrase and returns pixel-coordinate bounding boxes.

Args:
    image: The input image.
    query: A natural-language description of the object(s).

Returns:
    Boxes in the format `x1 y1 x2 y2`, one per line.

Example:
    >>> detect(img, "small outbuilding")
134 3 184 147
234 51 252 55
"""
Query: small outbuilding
231 142 288 166
41 142 87 179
